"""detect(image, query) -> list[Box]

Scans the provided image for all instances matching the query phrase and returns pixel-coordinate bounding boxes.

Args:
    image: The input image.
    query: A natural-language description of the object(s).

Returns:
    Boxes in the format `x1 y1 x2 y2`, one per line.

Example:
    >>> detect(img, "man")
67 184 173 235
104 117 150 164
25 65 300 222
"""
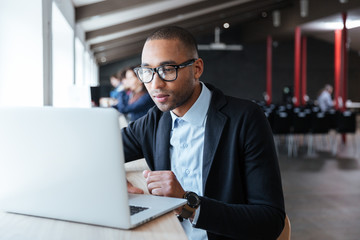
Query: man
122 26 285 240
317 84 334 112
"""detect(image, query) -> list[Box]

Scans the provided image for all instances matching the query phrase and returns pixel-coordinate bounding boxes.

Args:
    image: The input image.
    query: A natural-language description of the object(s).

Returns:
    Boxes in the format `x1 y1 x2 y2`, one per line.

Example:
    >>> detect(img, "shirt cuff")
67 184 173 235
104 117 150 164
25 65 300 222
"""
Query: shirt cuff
191 206 201 227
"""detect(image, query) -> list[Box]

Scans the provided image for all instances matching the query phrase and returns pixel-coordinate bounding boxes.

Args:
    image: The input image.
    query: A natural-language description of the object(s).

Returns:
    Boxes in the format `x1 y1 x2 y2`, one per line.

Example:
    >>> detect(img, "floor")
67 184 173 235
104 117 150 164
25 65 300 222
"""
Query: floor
278 129 360 240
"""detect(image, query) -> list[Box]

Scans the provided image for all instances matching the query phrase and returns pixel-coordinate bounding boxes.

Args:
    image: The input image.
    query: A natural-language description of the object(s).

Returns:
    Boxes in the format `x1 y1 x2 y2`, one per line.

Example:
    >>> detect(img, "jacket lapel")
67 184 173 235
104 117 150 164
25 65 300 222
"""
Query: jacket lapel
152 84 228 190
202 86 227 193
155 112 172 170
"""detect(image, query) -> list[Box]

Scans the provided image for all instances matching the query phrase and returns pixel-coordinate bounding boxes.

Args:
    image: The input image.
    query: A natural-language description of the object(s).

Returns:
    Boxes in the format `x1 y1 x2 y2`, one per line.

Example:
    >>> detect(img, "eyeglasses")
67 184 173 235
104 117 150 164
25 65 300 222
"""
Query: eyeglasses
133 59 197 83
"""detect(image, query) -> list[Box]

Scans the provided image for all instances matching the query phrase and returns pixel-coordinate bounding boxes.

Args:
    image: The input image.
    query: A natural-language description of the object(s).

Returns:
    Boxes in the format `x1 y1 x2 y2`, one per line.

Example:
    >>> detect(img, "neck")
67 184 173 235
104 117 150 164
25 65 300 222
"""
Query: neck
172 82 202 117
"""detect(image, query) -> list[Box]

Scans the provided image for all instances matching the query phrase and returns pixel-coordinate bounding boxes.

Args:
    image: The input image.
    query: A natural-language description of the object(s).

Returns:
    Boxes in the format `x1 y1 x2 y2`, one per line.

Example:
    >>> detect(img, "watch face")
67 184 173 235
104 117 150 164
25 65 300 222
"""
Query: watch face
186 192 200 208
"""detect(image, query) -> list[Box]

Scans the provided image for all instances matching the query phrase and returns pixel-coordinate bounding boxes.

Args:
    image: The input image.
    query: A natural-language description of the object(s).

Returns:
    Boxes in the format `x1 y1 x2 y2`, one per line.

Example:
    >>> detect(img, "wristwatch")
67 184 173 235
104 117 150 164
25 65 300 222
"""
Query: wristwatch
179 191 201 219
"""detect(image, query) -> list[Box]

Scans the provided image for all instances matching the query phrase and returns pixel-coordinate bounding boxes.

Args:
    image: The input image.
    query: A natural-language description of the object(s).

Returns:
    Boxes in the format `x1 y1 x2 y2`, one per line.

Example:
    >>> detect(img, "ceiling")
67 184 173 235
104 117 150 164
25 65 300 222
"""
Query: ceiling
72 0 360 66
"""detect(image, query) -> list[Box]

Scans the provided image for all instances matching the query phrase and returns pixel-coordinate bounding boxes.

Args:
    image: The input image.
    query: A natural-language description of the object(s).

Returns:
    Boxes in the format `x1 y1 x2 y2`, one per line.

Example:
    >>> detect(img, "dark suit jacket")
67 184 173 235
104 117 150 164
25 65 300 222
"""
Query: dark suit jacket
122 83 285 239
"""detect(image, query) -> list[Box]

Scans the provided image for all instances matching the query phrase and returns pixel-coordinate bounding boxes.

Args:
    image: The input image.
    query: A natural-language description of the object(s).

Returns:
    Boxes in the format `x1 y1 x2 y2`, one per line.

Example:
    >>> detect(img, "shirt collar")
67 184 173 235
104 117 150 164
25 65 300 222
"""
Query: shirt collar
170 82 212 129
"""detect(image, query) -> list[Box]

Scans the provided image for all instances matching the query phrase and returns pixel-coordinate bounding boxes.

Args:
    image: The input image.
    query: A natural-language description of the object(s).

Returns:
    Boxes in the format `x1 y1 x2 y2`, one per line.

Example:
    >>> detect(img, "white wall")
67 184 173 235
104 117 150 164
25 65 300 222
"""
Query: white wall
0 0 44 106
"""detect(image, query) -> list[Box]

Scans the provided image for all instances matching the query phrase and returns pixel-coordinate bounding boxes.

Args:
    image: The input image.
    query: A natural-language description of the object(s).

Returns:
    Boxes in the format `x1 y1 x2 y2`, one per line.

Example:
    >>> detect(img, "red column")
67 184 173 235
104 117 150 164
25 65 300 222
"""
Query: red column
342 12 348 111
301 36 307 106
334 29 342 110
266 35 272 105
294 27 301 107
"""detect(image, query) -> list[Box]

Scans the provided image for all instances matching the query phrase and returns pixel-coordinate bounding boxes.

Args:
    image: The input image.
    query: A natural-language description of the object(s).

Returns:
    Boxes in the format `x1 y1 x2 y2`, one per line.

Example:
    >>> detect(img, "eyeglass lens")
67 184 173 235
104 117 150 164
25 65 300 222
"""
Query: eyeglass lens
135 59 196 83
137 65 177 83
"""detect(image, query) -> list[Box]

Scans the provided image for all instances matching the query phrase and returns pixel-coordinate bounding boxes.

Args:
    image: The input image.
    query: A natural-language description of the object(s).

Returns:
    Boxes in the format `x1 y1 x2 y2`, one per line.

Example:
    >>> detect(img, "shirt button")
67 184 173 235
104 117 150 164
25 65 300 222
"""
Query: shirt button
182 143 188 148
185 169 190 175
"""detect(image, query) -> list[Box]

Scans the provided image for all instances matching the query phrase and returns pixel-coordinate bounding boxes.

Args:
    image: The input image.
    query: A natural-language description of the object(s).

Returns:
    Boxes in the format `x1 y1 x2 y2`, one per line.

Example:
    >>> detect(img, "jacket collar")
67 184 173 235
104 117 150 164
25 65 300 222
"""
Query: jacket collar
202 83 227 192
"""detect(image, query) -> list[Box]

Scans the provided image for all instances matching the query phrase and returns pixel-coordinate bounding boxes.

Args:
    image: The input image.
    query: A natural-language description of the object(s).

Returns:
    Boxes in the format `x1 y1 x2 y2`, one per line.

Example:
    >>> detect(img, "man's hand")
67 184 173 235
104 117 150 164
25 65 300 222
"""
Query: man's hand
127 180 144 194
143 170 185 199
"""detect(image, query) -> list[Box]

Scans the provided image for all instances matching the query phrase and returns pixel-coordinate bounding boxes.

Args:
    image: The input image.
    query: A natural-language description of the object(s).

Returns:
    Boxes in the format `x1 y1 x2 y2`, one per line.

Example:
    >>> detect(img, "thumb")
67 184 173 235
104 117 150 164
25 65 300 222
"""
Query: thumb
127 180 144 194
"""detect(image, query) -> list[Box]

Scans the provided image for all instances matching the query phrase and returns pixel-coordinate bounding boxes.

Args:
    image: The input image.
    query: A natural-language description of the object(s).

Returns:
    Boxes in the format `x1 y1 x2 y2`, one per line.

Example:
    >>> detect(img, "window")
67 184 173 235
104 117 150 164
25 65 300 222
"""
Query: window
52 2 75 107
75 37 85 85
0 0 43 106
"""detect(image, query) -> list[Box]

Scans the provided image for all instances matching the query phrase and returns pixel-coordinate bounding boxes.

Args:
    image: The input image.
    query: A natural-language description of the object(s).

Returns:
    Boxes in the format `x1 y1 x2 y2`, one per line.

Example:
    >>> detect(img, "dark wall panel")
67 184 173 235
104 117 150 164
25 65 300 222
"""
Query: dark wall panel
100 36 360 103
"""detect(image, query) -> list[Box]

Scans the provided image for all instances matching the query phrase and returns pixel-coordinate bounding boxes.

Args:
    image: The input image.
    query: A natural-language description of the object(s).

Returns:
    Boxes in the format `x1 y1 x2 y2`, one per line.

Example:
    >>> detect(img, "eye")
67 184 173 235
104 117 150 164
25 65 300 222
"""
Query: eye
142 68 152 74
162 66 176 73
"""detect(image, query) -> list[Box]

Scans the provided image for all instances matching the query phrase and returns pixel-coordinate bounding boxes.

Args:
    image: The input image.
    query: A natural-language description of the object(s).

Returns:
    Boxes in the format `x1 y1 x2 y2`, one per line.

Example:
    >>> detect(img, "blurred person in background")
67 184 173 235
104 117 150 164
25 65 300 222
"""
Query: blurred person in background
99 73 124 107
109 73 124 99
317 84 334 112
114 66 154 122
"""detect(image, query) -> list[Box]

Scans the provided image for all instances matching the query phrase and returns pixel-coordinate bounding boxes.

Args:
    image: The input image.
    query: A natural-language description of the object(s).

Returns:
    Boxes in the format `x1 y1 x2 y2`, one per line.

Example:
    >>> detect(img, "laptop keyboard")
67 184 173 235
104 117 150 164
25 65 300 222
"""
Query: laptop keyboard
130 205 149 216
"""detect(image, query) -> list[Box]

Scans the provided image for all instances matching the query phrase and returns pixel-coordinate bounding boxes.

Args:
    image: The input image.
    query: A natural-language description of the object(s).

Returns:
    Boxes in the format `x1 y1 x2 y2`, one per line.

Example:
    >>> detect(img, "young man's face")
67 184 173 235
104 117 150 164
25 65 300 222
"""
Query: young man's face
140 39 203 117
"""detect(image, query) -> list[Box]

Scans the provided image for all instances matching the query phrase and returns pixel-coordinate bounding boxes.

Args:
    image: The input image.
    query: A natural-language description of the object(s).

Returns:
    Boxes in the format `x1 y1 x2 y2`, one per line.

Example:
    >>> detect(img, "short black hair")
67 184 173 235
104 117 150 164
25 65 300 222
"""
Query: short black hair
146 26 198 57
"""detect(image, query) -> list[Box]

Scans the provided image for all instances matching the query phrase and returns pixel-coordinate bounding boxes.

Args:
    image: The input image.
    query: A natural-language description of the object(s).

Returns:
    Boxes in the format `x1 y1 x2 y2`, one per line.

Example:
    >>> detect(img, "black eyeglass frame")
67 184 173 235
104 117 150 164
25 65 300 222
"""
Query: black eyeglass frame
134 58 197 83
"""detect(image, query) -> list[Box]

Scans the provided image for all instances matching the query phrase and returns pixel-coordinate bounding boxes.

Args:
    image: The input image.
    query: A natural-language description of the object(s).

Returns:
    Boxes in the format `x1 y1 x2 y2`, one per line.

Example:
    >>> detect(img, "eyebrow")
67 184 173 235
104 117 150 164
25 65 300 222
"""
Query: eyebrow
141 60 177 67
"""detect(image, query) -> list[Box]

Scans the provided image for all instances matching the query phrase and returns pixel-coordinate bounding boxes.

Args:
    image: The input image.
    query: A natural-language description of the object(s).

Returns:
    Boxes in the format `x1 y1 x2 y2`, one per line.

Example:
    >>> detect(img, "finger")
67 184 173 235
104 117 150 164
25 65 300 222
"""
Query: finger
143 170 151 178
150 187 163 196
128 185 144 194
145 170 171 177
145 171 174 183
127 180 144 194
147 181 162 192
145 174 164 184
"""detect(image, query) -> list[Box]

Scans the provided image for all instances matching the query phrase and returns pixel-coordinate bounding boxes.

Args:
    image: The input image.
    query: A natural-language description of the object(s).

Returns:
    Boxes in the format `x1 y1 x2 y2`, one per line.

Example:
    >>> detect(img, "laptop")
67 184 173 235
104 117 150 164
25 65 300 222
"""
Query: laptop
0 107 186 229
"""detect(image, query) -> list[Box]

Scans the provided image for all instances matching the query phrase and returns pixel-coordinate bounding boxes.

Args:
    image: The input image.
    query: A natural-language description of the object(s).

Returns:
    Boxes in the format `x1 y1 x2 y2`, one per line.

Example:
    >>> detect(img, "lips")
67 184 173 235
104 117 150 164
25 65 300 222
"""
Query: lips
153 93 169 103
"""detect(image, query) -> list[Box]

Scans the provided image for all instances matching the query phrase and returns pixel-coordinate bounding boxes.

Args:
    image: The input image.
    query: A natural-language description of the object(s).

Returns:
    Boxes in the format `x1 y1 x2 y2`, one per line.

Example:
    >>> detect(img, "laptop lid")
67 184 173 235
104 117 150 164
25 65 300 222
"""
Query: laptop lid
0 107 185 229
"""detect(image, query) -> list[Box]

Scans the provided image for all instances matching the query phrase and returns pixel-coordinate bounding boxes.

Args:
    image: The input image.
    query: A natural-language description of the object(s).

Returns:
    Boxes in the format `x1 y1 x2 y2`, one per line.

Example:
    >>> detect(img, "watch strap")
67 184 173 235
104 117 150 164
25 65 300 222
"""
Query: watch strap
179 203 195 219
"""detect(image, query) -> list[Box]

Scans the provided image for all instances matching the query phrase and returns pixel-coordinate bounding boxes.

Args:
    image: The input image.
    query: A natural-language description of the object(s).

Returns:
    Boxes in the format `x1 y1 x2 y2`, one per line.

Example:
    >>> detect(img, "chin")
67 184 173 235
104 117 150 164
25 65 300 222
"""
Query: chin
155 104 172 113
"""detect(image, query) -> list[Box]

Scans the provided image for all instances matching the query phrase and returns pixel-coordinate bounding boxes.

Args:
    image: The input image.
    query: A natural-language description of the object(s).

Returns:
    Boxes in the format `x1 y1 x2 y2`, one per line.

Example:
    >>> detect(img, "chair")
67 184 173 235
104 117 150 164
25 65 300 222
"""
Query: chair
272 111 293 157
325 109 339 153
332 111 357 156
277 215 291 240
326 108 338 130
308 111 331 154
337 111 356 133
263 106 275 129
292 111 311 156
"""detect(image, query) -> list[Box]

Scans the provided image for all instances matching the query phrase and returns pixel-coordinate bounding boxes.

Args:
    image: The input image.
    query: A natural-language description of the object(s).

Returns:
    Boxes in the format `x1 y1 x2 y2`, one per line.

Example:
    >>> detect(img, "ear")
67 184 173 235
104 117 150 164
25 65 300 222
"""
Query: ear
194 58 204 80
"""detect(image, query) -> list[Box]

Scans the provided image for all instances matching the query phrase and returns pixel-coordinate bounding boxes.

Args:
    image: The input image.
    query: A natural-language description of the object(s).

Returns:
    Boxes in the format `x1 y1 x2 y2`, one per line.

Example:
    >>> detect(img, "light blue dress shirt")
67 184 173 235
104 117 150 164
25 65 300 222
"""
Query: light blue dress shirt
317 90 333 112
170 82 211 240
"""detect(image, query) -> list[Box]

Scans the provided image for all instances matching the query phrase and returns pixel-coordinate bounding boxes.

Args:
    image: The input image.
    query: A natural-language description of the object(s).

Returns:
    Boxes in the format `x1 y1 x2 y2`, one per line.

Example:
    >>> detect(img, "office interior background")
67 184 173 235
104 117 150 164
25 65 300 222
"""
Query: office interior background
1 0 360 239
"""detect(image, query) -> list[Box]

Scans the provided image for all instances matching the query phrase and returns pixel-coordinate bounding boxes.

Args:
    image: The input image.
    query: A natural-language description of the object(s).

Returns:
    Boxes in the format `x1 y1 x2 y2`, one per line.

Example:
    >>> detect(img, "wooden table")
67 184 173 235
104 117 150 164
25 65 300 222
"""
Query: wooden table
0 159 187 240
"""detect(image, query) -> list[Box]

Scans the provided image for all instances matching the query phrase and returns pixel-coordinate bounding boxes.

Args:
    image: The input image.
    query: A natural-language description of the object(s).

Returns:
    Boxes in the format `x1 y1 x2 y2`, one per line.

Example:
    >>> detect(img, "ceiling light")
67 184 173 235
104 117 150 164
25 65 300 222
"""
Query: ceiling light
100 57 107 63
324 20 360 30
300 0 309 17
223 23 230 29
272 10 281 27
302 19 360 31
346 20 360 29
198 27 243 51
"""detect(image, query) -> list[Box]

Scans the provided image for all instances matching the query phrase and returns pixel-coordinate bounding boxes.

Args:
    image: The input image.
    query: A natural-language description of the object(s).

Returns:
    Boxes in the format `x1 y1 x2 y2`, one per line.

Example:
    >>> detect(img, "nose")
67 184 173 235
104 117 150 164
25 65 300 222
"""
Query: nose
150 71 165 89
